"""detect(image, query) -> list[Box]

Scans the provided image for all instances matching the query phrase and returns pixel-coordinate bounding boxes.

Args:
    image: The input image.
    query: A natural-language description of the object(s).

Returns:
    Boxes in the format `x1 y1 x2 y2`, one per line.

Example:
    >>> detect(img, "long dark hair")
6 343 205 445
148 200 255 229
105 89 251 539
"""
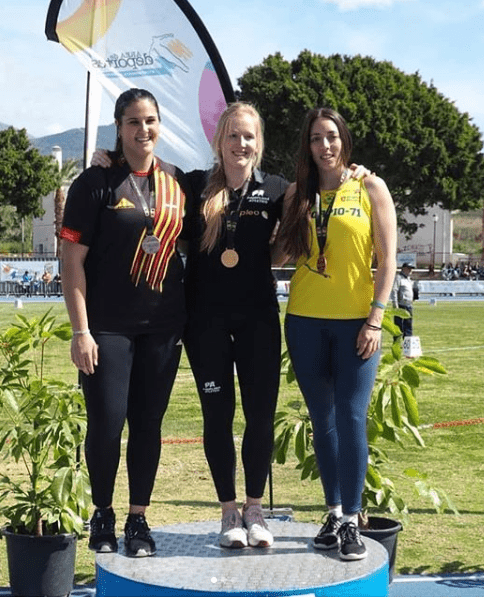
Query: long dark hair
279 108 353 259
113 88 161 156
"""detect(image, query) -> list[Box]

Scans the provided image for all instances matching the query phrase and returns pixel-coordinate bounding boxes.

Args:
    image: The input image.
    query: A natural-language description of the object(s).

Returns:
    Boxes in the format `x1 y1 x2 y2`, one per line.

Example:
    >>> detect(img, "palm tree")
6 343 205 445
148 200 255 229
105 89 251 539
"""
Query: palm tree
54 159 79 258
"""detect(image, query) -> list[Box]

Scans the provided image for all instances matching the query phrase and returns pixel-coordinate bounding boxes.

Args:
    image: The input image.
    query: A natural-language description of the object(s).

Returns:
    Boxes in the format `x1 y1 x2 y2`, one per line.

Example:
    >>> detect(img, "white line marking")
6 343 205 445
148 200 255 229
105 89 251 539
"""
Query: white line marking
425 345 484 353
393 574 484 583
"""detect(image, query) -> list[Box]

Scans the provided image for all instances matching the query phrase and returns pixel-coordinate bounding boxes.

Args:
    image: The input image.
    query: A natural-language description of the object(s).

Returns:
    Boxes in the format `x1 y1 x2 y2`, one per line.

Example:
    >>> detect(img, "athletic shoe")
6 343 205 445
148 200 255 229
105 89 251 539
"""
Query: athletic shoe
338 522 367 561
88 507 118 553
219 509 248 548
242 504 274 548
313 513 342 550
124 513 156 557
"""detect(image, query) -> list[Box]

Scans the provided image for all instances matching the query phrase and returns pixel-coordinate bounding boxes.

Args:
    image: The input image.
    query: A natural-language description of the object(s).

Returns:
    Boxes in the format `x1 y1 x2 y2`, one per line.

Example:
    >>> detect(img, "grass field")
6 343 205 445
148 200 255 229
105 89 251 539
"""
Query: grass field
0 299 483 585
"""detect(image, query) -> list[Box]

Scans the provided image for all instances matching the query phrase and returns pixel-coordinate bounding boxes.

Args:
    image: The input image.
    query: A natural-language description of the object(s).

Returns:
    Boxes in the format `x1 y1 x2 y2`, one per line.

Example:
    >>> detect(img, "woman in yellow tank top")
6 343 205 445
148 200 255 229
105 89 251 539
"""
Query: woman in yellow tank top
278 108 397 561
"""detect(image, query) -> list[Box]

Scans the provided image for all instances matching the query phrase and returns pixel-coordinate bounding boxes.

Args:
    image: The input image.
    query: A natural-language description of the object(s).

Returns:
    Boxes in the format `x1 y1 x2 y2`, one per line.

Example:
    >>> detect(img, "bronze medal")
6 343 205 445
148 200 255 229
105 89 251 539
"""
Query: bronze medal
221 249 239 268
317 253 327 274
142 234 161 254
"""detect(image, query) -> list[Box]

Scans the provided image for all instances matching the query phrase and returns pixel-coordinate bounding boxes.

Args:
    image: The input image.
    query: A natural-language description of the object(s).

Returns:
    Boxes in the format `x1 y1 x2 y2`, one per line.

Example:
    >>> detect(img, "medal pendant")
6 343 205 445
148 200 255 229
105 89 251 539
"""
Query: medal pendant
142 234 161 254
317 254 327 274
221 249 239 268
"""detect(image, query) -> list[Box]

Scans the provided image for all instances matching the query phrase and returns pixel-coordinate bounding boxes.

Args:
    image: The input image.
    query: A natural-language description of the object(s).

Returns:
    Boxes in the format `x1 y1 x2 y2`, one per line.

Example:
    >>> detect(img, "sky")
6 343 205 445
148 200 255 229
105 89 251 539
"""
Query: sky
1 0 483 142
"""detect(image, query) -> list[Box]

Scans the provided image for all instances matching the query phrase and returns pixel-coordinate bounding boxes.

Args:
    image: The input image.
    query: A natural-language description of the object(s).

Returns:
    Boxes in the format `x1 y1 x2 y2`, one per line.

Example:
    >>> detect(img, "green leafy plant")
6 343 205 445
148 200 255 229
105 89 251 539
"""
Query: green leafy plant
274 310 458 524
0 310 90 536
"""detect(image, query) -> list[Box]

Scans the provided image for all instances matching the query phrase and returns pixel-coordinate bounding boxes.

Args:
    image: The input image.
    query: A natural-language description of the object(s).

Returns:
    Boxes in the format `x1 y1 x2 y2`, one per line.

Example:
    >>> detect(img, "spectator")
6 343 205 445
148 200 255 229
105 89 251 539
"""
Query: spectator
390 263 415 337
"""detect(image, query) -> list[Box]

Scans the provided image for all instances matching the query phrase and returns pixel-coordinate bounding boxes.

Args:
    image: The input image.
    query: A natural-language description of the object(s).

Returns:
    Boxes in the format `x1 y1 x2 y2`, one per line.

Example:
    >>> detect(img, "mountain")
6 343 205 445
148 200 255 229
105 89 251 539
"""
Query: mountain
30 124 117 162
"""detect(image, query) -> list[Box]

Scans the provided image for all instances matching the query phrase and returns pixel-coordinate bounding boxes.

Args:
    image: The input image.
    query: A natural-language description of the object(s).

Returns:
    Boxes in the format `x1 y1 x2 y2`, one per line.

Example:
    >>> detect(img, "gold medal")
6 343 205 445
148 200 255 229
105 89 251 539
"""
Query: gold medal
221 249 239 268
142 234 161 254
317 253 327 274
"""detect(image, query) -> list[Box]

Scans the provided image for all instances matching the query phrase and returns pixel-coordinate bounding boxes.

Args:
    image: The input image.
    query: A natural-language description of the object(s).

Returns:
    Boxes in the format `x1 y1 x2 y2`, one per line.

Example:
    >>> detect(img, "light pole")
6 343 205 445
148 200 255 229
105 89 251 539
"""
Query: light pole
431 214 439 274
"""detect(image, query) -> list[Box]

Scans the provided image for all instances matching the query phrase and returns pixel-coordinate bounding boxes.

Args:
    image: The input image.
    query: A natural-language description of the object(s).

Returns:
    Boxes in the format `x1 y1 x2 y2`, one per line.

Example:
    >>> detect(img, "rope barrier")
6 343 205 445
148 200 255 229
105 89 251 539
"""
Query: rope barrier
162 437 203 444
432 418 484 429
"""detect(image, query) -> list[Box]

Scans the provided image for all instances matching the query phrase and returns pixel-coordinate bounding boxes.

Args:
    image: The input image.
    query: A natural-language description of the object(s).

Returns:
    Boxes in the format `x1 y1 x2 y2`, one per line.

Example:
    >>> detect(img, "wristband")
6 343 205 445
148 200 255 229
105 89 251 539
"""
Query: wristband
73 329 90 336
371 300 386 310
365 321 382 331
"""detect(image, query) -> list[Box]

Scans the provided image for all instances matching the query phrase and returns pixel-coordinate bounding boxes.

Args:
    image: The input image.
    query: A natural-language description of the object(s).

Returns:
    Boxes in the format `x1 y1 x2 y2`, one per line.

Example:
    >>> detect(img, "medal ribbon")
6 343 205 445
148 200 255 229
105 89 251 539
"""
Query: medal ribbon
128 163 156 238
314 192 337 256
314 168 348 261
224 177 250 251
129 166 186 292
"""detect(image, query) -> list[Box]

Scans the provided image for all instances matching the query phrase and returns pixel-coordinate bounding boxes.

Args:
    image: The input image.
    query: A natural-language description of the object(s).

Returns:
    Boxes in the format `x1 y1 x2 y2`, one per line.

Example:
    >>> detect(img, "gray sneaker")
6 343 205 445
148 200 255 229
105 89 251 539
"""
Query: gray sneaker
242 504 274 548
219 509 248 548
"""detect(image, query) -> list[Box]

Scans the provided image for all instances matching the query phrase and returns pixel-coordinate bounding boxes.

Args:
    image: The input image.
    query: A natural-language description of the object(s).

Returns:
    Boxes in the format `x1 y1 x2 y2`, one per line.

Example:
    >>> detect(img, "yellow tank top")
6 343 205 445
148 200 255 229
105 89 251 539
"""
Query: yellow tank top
287 178 374 319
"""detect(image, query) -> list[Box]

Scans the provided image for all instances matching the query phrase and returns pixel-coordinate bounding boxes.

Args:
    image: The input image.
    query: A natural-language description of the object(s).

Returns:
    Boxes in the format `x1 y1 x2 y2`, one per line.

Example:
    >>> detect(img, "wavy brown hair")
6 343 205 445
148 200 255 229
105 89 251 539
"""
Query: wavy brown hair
278 108 352 259
201 102 264 253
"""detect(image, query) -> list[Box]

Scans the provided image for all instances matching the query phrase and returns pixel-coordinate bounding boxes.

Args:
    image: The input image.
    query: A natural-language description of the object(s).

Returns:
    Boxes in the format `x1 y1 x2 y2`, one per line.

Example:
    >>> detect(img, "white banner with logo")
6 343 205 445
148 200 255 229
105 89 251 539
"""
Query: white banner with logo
45 0 234 172
1 260 59 283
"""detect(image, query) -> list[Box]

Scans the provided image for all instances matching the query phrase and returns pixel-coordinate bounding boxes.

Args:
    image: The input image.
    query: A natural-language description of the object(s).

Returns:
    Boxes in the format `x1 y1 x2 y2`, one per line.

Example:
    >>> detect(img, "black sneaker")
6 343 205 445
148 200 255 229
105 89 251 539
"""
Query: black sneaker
338 522 367 561
313 513 342 550
88 507 118 553
124 513 156 557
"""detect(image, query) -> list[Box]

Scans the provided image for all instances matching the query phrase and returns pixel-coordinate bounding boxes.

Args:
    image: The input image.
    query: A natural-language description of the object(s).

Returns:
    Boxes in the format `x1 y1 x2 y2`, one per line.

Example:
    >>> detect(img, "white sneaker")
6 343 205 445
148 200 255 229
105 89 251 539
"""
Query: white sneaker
242 504 274 548
219 509 248 548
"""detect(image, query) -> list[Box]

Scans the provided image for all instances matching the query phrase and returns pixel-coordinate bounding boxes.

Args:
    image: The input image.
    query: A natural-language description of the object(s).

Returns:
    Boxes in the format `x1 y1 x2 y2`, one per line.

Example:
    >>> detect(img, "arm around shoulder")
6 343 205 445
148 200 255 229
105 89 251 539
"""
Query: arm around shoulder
271 183 296 267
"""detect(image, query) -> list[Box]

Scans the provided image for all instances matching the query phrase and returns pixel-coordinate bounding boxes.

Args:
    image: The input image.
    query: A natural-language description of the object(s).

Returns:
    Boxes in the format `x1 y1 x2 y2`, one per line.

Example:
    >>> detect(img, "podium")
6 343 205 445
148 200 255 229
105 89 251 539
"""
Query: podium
95 520 389 596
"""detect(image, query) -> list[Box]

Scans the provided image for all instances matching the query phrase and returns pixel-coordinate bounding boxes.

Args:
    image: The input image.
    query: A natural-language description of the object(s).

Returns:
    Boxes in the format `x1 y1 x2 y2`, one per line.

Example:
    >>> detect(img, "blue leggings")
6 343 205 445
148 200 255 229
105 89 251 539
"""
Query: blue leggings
285 314 380 514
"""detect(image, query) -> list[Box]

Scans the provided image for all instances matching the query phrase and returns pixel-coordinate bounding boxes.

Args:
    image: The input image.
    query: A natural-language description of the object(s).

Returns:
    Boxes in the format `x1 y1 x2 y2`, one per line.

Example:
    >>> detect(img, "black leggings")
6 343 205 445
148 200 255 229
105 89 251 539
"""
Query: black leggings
81 332 182 508
184 307 281 503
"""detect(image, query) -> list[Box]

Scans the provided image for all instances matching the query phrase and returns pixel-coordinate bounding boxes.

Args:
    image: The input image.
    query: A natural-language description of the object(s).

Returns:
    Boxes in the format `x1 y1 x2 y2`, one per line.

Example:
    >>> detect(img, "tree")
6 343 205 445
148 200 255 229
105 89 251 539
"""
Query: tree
0 127 60 221
0 206 30 253
237 52 484 235
53 159 80 258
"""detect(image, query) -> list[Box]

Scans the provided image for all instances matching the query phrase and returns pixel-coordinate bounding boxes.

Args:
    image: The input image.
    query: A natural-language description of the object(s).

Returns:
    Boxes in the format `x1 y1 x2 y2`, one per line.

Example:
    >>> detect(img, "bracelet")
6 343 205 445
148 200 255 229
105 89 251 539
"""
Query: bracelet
371 300 386 310
365 321 382 331
73 329 90 336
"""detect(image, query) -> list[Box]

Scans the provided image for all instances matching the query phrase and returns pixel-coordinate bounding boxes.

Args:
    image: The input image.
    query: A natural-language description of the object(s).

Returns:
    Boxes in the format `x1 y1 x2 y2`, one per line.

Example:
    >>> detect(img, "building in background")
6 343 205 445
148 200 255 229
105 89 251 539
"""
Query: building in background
32 146 62 258
396 207 455 268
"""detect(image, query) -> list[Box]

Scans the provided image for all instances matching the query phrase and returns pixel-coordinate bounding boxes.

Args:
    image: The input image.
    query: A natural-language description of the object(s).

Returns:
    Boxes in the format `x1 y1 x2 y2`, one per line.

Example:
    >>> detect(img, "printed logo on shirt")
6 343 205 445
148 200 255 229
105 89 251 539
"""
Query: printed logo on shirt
338 190 362 203
247 193 270 204
203 381 221 394
107 197 136 209
240 209 265 217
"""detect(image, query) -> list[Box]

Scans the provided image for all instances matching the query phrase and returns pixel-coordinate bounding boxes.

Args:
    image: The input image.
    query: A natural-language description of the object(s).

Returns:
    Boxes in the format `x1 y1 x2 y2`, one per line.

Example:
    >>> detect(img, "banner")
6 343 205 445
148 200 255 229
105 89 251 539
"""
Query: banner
45 0 235 172
1 260 59 283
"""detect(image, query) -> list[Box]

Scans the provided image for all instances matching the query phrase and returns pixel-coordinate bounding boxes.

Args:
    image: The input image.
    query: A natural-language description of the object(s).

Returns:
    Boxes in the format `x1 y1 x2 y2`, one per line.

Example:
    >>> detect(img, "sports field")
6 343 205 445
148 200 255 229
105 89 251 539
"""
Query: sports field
0 299 482 585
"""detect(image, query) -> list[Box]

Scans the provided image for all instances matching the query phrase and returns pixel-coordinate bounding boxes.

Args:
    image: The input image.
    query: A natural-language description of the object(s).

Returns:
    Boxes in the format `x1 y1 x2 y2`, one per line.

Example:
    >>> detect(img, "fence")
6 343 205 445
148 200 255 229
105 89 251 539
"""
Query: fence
417 280 484 297
0 280 62 297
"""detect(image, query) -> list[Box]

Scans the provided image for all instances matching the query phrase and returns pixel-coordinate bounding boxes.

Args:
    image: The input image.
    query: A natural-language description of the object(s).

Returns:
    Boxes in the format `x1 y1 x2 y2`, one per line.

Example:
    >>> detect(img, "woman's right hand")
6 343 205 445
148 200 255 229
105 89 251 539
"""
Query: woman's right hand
71 333 98 375
91 149 112 168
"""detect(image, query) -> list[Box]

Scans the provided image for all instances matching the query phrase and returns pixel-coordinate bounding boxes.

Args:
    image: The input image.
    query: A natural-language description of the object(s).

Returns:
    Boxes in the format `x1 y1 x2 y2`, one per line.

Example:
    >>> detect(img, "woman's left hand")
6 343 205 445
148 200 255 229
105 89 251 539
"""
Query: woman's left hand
356 322 381 359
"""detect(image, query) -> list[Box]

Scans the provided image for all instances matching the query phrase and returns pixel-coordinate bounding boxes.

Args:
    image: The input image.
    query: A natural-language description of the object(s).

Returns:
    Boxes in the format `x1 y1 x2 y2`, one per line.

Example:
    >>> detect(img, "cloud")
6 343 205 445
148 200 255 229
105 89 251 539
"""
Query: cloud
318 0 411 10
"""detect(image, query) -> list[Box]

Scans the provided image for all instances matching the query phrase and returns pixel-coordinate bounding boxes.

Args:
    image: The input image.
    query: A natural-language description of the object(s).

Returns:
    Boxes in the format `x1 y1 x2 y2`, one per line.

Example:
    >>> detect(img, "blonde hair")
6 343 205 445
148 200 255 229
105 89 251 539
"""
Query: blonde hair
200 102 264 252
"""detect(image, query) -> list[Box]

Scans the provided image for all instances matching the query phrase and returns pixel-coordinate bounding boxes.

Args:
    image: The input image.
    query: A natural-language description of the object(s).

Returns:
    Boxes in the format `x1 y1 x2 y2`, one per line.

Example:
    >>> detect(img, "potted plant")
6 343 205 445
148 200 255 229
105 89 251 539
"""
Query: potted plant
0 310 90 597
274 309 457 581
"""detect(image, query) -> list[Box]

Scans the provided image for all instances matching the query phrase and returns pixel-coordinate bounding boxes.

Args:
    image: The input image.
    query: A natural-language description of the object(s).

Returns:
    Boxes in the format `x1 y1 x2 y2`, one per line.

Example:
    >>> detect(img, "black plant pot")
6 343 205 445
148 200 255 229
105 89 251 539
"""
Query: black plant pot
360 516 402 583
2 528 77 597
